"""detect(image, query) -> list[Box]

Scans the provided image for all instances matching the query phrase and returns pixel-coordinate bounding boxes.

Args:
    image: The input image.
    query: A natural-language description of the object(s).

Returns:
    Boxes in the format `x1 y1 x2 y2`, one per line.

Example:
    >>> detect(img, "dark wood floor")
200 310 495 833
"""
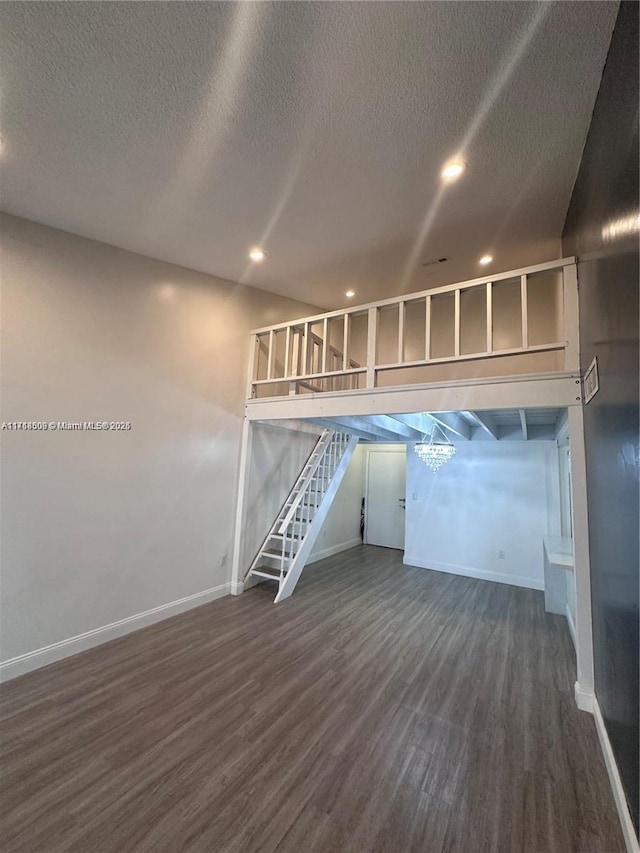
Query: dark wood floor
0 546 625 852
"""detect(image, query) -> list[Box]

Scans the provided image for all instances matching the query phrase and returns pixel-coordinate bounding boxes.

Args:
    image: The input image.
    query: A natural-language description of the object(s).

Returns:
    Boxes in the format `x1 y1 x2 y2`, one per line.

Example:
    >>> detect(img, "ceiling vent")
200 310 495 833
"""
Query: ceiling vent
421 257 448 267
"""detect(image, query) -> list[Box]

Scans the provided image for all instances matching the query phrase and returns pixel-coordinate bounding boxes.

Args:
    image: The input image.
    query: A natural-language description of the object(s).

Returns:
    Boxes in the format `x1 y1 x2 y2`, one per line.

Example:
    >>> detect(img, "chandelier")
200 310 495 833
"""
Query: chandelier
414 424 456 472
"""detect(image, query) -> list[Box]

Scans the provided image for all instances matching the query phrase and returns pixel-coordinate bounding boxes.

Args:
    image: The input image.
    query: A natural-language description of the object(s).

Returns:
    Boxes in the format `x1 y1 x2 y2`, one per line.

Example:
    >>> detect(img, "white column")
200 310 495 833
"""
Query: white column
230 419 253 595
568 404 595 709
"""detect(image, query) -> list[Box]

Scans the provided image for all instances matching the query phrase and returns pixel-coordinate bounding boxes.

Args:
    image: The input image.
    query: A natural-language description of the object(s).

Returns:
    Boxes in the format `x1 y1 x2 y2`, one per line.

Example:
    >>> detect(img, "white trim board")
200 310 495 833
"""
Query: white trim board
591 695 640 853
565 602 577 651
246 373 581 421
308 538 362 564
575 682 595 713
403 555 544 591
0 583 230 682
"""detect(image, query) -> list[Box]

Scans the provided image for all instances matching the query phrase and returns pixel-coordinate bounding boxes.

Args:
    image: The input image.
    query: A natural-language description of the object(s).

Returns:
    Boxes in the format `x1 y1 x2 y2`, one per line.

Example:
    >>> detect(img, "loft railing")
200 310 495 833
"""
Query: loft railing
247 257 579 399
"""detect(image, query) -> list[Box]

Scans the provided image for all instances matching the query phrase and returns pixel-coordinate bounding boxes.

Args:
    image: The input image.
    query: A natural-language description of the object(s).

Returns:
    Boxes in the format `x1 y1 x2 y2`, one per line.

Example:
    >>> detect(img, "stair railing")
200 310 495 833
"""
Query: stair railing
277 432 337 535
277 433 349 575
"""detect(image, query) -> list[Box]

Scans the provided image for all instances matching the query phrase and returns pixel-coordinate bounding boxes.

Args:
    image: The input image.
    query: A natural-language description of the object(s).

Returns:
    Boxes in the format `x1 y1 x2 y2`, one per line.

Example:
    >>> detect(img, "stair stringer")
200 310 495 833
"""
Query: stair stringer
243 429 334 588
274 435 359 603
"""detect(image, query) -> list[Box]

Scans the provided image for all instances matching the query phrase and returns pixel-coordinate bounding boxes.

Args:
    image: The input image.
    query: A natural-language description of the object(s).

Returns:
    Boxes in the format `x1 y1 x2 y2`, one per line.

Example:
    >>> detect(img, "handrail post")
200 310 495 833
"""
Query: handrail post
284 326 291 378
267 329 275 380
520 274 529 349
562 263 580 372
303 322 310 377
321 318 328 374
486 282 493 353
398 301 406 363
343 313 350 371
366 307 377 388
246 333 258 399
425 295 431 360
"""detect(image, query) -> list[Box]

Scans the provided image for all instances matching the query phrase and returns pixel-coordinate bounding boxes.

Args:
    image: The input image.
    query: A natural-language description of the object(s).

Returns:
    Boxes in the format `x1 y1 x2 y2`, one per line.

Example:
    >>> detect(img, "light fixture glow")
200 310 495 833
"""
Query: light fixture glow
414 425 456 472
345 290 355 298
479 254 493 265
601 211 640 242
441 161 466 182
249 248 266 262
159 283 176 301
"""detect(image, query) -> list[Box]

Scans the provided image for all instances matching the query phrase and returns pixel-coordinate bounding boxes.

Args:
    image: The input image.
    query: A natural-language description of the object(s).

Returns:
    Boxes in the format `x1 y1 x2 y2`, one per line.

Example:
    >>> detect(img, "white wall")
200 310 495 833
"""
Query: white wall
0 214 317 677
404 441 561 590
308 444 364 562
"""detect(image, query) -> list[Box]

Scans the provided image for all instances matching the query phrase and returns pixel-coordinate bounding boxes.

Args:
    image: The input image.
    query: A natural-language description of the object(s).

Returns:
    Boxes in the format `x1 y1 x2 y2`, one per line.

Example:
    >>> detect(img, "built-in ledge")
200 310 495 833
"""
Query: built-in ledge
543 535 574 615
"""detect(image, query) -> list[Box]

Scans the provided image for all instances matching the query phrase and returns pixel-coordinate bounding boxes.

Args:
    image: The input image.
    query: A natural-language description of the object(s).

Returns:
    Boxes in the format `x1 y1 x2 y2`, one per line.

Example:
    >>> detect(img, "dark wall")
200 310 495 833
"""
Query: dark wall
563 0 639 834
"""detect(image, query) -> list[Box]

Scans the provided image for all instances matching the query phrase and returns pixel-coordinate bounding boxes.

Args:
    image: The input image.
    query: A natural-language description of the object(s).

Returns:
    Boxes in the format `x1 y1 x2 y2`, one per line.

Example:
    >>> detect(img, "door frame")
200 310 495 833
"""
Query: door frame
363 444 407 549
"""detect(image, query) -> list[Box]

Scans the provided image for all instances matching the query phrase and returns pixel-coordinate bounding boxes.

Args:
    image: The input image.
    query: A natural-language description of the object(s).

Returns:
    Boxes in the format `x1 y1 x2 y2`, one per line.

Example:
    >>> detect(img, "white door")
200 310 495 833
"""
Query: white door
365 447 406 550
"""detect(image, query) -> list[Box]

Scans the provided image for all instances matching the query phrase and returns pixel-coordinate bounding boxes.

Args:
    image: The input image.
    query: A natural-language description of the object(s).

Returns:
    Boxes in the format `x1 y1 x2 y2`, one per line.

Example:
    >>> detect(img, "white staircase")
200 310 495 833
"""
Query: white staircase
245 429 359 602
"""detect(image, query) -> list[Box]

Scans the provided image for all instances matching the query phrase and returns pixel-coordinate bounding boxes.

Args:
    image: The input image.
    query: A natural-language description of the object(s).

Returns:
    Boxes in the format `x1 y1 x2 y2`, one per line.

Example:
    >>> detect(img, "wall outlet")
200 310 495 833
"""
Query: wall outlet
498 550 505 559
412 492 418 501
218 552 227 567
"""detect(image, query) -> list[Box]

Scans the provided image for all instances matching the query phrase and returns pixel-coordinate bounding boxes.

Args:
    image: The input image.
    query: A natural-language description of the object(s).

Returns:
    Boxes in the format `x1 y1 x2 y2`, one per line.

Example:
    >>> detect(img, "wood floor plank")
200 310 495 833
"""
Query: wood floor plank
0 545 626 852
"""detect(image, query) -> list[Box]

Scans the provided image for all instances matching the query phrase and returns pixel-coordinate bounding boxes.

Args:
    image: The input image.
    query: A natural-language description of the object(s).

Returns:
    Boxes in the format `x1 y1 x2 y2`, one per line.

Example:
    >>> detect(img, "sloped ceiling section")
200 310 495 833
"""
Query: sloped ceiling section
0 2 617 308
308 408 567 443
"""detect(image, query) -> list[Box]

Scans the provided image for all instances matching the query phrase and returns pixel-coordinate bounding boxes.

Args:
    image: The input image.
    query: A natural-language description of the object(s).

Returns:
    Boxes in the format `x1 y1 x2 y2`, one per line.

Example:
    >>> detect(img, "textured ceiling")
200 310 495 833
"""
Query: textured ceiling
0 2 618 309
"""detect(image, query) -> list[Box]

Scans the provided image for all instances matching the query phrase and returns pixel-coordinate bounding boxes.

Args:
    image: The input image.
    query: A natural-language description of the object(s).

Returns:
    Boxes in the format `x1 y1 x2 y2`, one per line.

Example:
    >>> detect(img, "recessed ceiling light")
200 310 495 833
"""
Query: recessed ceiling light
441 161 466 182
345 290 355 298
479 255 493 265
249 248 266 262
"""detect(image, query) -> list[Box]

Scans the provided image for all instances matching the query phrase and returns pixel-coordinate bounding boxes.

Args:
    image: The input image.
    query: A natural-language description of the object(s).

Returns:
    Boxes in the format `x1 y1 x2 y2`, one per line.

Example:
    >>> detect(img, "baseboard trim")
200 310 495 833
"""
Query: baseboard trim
308 538 362 564
565 603 577 651
0 583 230 682
233 576 261 596
592 697 640 853
403 555 543 591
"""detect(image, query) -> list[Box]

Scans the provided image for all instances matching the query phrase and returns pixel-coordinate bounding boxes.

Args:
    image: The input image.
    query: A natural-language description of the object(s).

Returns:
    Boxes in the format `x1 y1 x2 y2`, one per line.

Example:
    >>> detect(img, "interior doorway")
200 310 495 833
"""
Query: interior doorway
364 445 406 550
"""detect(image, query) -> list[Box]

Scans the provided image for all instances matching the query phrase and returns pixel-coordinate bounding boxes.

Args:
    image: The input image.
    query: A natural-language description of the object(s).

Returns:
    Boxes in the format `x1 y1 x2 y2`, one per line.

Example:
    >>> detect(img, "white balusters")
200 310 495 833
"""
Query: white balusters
486 282 493 353
425 295 431 360
366 307 377 389
397 301 405 363
248 258 576 399
454 289 461 358
520 274 529 349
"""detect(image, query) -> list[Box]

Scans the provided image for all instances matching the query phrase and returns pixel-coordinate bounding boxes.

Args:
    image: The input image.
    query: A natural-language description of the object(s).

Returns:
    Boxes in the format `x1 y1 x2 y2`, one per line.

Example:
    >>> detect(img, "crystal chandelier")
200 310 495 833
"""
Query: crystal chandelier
414 424 456 472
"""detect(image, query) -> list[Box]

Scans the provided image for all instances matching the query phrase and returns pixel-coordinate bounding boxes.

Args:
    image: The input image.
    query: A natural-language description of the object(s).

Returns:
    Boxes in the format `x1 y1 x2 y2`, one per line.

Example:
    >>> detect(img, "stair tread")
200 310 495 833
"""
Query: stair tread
251 567 286 580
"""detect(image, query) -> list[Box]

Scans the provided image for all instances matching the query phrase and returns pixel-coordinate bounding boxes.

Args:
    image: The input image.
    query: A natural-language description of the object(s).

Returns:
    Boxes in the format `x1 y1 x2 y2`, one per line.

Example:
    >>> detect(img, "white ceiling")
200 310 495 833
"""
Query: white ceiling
308 407 566 443
0 2 617 309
